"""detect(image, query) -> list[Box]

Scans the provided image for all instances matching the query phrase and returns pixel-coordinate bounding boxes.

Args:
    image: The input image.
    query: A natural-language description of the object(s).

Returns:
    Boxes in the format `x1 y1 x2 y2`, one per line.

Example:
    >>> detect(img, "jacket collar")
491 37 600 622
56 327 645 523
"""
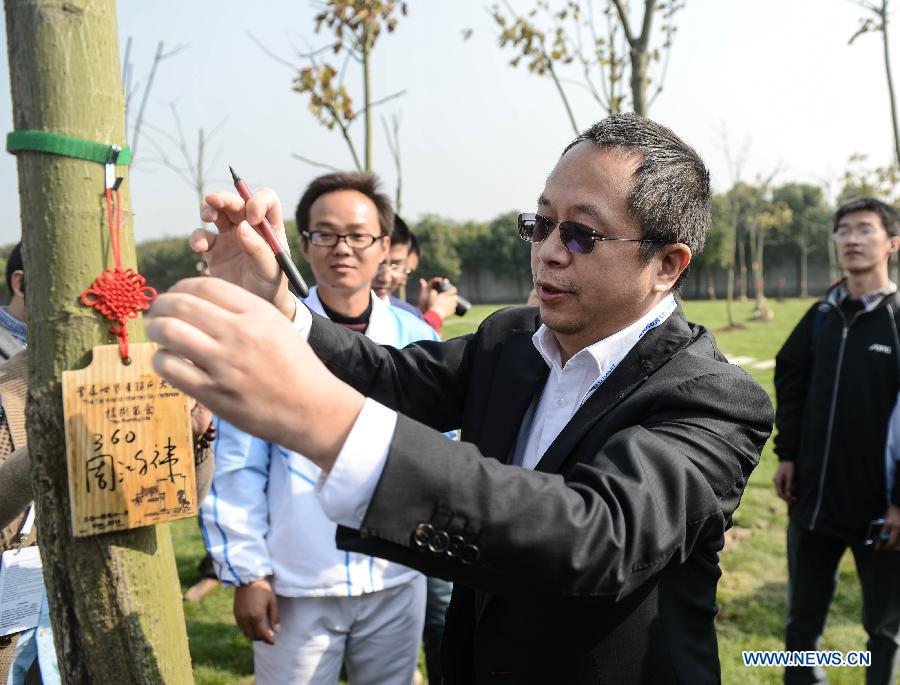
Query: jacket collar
303 285 397 345
533 307 695 474
477 311 549 463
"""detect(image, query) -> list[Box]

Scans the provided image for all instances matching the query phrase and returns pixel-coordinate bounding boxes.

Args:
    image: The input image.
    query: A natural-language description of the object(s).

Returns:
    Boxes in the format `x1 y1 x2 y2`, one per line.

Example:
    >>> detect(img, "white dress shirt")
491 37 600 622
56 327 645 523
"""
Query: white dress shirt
294 294 678 530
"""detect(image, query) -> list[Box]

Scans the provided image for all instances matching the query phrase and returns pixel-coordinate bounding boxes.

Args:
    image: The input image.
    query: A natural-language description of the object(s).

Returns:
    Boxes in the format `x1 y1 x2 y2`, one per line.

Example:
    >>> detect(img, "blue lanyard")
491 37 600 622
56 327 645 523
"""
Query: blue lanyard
576 297 677 410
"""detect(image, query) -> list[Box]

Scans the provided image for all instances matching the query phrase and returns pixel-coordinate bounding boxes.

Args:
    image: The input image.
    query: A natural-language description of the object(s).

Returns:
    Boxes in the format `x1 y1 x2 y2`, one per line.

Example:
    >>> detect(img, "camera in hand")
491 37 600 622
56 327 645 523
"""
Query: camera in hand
435 278 471 316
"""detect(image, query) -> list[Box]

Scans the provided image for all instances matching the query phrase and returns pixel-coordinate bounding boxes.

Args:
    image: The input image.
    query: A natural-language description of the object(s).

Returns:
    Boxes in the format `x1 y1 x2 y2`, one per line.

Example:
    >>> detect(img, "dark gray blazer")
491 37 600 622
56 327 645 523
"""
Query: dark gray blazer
307 304 774 684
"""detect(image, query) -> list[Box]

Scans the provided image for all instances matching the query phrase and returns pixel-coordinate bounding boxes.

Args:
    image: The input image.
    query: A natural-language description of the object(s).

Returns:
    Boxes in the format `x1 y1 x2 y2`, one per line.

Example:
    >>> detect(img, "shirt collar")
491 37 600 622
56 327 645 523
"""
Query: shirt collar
829 281 897 312
532 293 678 377
0 306 26 347
302 286 396 345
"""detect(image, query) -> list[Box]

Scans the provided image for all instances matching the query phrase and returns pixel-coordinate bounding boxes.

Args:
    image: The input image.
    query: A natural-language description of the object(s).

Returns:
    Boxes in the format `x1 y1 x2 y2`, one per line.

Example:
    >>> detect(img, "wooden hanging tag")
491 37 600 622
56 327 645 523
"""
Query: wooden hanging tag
62 343 196 537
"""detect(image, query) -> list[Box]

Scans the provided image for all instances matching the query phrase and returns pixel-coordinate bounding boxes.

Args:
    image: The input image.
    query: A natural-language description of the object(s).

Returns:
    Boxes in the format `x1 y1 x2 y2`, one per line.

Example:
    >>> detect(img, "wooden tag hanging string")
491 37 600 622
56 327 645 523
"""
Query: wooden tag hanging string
80 146 156 363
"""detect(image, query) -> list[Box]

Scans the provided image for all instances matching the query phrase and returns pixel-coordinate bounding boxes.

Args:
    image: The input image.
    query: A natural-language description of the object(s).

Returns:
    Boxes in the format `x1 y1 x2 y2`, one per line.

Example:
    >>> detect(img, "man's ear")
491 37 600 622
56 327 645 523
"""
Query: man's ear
889 235 900 255
10 270 24 298
652 244 692 293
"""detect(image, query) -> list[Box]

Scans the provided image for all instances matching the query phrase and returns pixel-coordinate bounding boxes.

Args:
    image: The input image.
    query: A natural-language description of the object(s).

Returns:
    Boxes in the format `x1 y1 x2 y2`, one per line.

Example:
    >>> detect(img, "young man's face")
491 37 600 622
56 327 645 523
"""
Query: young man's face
372 243 410 299
531 142 683 356
301 189 389 298
834 210 899 275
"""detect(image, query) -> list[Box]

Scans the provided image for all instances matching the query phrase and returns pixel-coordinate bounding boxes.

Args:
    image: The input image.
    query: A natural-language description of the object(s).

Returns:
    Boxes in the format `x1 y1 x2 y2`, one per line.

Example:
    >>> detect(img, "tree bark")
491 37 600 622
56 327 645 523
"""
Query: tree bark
880 1 900 167
737 236 748 301
799 245 809 298
362 27 372 172
5 1 193 682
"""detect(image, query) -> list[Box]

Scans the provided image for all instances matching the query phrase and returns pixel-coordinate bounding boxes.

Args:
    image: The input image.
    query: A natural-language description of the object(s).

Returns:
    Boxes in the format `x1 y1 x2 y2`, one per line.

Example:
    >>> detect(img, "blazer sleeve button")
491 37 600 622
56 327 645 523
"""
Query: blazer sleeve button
428 530 450 554
447 534 465 558
460 543 480 565
413 523 435 548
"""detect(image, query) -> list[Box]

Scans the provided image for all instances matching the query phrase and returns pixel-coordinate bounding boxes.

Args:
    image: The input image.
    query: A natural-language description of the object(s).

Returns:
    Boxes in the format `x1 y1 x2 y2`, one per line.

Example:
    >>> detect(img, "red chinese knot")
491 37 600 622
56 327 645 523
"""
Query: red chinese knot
80 185 157 363
81 267 157 362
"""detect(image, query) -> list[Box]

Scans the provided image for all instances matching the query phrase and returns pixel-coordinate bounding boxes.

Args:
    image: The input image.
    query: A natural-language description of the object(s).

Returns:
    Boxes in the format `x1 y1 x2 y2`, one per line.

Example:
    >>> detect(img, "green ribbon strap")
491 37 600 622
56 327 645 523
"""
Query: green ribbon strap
6 130 132 165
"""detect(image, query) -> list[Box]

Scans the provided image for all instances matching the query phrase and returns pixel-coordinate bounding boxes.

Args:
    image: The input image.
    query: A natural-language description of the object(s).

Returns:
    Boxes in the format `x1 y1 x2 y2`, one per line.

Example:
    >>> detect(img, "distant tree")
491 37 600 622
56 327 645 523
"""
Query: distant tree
136 238 200 293
142 104 227 209
838 153 900 280
485 0 683 131
730 178 792 321
692 192 731 299
411 215 462 281
719 130 750 328
121 38 187 162
254 0 407 172
772 183 832 297
838 153 900 205
848 0 900 167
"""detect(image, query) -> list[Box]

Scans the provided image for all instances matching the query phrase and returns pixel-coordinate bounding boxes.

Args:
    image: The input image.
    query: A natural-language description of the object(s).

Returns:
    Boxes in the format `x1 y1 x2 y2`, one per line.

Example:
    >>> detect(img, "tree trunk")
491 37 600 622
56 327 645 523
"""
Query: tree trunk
737 235 748 301
705 265 716 300
752 229 773 320
547 60 579 135
880 1 900 167
726 226 737 327
827 232 839 283
800 245 809 298
5 1 194 682
196 126 205 207
362 27 372 172
628 44 649 116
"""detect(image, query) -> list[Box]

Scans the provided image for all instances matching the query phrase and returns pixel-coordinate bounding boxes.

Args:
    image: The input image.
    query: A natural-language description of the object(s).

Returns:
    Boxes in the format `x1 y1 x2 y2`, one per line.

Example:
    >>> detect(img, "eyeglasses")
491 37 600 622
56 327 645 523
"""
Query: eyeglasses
303 230 386 249
517 213 668 255
834 225 885 242
378 261 413 276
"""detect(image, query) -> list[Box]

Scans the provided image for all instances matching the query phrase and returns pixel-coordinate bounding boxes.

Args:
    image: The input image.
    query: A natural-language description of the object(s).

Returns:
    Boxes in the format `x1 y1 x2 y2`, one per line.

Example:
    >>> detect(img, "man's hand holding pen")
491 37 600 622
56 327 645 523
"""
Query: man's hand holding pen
194 188 297 320
146 276 362 474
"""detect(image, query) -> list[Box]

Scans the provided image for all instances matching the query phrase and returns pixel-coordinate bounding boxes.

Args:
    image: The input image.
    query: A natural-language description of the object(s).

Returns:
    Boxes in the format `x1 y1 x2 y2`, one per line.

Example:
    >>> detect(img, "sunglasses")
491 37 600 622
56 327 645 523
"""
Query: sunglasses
517 213 667 255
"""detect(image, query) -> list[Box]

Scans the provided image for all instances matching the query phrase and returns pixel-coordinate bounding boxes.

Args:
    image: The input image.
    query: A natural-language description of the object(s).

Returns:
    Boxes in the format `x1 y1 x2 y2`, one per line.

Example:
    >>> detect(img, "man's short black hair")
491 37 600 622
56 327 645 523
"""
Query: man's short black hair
6 242 22 294
295 172 394 243
408 232 420 258
834 197 899 236
562 113 711 290
391 215 411 247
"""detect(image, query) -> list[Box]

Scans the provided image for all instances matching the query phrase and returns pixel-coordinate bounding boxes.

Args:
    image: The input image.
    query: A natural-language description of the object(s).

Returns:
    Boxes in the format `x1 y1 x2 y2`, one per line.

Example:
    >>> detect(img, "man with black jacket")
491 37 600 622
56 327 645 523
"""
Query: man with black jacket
774 197 900 685
148 114 774 683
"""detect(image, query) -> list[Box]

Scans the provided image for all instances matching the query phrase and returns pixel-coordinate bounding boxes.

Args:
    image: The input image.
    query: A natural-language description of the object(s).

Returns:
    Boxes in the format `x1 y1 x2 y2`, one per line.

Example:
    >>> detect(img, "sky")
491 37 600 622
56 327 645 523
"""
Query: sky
0 0 895 245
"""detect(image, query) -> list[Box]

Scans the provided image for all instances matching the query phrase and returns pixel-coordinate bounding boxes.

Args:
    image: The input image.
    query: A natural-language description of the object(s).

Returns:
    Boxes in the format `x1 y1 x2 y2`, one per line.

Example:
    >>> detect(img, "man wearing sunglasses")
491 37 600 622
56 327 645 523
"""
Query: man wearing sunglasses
152 114 774 684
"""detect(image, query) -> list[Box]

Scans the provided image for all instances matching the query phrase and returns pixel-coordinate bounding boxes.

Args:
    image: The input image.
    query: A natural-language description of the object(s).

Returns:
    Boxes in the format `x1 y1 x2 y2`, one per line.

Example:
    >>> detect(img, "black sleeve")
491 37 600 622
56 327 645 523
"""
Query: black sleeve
306 309 480 433
336 369 773 599
773 305 819 462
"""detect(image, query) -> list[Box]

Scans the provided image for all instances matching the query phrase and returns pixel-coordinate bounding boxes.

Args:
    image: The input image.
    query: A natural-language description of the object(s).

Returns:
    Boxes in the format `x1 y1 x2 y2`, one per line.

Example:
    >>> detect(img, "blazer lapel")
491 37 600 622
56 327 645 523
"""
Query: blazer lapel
534 309 694 475
477 327 549 463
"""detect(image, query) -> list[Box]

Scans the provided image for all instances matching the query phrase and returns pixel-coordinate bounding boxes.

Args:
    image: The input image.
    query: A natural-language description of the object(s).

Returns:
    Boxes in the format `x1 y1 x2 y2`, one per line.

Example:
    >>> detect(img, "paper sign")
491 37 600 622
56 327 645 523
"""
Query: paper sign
62 343 196 537
0 546 43 636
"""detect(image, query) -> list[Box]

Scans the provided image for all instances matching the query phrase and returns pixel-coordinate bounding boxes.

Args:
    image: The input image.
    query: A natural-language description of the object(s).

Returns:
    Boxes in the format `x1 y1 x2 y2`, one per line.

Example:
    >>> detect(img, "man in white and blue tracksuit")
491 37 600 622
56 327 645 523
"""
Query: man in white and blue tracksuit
200 172 438 684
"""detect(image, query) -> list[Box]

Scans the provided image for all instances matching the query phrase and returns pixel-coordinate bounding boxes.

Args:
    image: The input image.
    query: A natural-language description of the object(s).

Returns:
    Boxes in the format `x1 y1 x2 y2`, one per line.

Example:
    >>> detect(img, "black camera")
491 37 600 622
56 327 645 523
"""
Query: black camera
435 279 471 317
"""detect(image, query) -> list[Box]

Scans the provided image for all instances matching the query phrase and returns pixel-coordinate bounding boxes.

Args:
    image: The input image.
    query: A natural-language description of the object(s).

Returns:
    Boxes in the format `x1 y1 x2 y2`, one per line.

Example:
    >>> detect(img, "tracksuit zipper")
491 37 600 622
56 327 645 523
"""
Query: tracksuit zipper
809 306 848 530
809 302 895 529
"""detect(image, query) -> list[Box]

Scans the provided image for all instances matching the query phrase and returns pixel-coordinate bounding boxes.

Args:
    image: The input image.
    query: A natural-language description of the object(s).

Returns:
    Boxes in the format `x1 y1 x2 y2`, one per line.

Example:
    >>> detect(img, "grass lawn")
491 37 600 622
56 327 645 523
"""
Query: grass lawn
173 296 874 684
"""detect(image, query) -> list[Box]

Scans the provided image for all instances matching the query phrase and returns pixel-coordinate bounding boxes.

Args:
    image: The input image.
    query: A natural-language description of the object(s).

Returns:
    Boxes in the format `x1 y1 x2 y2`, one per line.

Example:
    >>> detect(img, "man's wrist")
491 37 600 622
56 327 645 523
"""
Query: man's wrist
239 577 272 589
275 289 298 321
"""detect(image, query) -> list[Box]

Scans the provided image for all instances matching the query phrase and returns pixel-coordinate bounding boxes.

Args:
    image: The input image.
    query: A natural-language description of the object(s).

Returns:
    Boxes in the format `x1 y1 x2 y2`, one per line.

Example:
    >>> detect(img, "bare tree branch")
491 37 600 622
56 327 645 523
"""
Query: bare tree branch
291 153 341 172
247 32 299 70
610 0 635 44
130 41 188 160
348 90 406 121
382 112 402 213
